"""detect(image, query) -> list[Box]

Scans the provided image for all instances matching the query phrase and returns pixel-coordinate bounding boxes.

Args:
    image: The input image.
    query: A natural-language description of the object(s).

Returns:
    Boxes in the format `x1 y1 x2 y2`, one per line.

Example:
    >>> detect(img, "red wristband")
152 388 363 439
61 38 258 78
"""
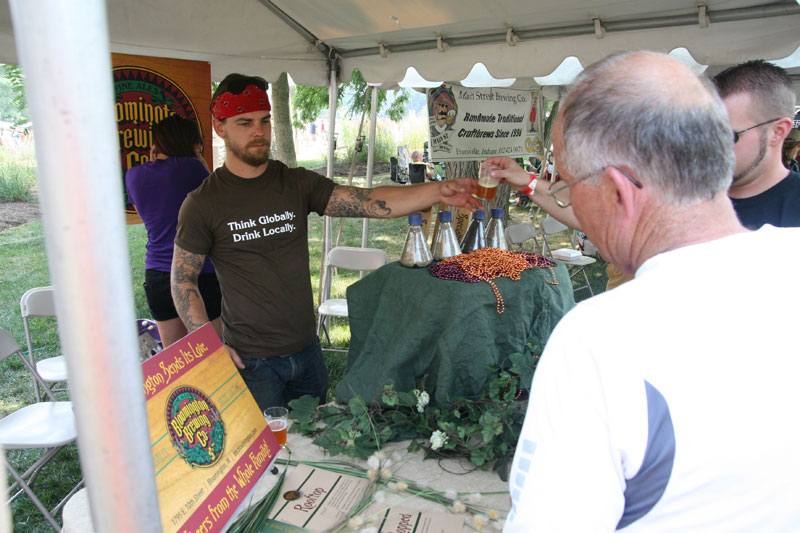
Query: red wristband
521 173 538 195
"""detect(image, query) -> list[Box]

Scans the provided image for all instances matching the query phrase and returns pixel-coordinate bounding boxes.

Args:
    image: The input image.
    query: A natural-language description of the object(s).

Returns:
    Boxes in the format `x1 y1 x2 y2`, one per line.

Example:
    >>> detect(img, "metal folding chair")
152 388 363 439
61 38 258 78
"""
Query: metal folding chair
0 327 83 530
20 286 69 401
316 246 389 353
505 222 540 252
539 217 597 296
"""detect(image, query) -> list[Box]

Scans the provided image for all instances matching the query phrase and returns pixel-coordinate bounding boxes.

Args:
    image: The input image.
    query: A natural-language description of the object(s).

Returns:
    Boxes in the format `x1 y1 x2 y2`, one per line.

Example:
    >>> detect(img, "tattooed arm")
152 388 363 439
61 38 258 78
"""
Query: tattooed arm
324 178 481 218
171 244 243 367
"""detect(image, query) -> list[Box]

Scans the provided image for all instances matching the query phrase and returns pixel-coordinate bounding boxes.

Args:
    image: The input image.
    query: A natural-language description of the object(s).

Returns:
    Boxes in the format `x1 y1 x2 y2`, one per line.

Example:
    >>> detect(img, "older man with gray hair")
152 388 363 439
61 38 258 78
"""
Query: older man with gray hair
491 51 800 531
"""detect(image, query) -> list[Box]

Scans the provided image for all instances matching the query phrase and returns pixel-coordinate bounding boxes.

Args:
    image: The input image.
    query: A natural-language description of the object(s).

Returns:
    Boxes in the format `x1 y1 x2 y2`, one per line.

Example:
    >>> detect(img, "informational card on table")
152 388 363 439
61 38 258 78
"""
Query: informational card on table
142 323 279 533
376 507 464 533
262 464 370 531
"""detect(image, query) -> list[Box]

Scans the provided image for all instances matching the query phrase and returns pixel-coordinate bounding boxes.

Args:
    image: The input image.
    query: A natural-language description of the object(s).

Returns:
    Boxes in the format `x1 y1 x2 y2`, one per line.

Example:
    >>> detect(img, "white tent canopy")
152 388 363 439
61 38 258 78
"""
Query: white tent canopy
2 1 800 531
1 0 799 86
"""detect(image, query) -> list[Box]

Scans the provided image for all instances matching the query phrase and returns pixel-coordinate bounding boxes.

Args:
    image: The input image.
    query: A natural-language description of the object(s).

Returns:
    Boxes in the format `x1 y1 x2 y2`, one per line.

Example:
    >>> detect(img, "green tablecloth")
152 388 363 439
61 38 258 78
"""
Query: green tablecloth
335 260 575 404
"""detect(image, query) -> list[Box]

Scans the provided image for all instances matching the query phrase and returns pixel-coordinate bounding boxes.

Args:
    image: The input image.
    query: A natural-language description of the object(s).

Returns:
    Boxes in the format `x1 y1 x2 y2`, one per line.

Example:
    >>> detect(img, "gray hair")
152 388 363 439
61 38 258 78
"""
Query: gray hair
712 60 795 121
560 51 734 205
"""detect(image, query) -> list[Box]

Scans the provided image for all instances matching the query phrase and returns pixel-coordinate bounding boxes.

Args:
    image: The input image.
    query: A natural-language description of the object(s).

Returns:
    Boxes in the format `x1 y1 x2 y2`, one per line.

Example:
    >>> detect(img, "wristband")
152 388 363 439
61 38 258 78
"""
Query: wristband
521 173 538 196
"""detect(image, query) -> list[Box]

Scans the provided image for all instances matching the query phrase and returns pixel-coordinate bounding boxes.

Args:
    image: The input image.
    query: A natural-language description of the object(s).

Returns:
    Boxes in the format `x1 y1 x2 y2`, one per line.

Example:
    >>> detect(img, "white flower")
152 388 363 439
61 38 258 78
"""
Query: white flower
414 389 430 412
473 514 488 530
394 481 408 492
487 509 499 520
367 454 381 470
492 519 503 531
430 430 448 450
374 490 387 503
419 391 430 406
444 488 458 501
348 516 364 529
367 469 378 481
466 492 483 503
374 450 386 461
380 468 392 480
452 500 466 513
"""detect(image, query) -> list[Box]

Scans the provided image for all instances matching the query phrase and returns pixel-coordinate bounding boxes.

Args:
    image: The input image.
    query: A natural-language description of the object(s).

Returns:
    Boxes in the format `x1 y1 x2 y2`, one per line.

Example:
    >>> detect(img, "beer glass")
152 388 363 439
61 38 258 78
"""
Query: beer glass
264 406 289 447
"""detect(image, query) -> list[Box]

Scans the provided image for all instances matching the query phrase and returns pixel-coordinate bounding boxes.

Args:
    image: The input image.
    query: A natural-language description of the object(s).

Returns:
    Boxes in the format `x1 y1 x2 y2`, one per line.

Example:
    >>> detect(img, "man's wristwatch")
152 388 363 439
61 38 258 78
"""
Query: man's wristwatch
521 173 538 196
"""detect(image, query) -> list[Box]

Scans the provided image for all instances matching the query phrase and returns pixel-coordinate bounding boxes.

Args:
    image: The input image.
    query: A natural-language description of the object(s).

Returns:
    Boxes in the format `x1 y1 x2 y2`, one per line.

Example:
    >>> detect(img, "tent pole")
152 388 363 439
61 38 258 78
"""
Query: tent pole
319 67 338 305
8 1 162 531
361 85 379 250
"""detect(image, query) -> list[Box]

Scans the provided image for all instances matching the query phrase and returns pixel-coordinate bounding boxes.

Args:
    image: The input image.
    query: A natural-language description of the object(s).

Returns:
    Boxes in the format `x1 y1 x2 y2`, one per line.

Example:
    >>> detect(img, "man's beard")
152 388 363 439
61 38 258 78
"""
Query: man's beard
732 130 767 184
227 138 270 167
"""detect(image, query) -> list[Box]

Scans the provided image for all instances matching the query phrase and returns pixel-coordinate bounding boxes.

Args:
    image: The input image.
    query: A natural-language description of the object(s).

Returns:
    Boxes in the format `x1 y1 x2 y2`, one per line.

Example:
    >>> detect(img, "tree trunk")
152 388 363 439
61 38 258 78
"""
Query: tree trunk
440 160 480 242
271 72 297 167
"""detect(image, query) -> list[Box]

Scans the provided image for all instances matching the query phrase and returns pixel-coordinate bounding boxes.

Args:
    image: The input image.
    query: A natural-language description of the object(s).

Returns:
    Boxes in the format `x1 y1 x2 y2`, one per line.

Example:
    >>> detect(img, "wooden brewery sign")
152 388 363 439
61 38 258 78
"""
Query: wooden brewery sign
142 323 279 532
111 53 212 223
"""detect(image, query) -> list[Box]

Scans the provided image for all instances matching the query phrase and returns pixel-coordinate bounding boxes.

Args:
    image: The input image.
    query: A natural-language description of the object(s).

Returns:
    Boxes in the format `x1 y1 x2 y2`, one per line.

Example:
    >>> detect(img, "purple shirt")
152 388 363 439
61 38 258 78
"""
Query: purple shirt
125 157 214 273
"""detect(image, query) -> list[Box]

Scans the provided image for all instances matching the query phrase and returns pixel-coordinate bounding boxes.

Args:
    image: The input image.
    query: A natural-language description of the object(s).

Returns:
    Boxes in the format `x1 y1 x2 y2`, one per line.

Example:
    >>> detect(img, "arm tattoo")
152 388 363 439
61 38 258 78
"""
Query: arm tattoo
325 186 392 218
171 245 208 332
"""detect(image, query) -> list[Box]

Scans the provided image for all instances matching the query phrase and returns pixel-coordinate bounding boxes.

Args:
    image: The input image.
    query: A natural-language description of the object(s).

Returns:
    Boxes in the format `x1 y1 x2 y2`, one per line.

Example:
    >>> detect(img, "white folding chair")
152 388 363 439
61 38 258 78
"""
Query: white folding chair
0 327 83 530
505 222 540 252
316 247 389 352
20 286 69 401
539 217 597 296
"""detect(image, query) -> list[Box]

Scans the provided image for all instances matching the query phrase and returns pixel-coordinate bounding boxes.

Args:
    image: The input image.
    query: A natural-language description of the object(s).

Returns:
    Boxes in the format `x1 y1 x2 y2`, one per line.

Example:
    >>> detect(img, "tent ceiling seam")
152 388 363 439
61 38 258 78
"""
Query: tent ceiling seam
336 2 799 59
257 0 344 73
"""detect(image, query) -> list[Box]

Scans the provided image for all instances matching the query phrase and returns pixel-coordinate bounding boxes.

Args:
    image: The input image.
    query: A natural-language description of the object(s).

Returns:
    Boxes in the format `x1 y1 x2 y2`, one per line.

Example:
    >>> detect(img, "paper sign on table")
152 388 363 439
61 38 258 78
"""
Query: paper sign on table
142 323 279 533
263 464 371 532
377 507 464 533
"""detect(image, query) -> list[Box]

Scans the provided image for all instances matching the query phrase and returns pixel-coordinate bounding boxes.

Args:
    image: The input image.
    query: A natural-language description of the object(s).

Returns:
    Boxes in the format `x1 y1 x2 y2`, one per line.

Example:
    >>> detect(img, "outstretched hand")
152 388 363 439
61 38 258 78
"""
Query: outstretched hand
438 177 482 211
483 157 531 190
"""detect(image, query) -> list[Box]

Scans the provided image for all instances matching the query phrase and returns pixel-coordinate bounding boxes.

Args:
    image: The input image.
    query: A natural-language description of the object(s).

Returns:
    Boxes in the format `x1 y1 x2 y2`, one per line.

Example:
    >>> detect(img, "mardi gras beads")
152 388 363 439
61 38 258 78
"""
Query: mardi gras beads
429 248 559 314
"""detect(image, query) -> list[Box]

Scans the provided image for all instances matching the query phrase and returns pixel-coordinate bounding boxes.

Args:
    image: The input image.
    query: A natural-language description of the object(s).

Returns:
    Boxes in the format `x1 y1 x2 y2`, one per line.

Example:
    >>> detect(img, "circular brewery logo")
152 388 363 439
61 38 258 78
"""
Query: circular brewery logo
165 386 225 468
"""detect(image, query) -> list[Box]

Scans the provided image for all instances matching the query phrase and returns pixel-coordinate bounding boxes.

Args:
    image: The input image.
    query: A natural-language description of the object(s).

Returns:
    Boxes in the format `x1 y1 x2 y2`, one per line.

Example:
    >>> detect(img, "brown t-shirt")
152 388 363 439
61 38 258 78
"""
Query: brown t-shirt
175 161 335 357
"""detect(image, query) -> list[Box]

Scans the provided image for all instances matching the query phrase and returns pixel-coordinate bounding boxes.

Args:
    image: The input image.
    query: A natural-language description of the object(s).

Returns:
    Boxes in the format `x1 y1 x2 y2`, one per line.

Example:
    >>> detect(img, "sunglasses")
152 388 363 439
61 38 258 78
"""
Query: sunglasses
732 117 780 143
226 76 268 95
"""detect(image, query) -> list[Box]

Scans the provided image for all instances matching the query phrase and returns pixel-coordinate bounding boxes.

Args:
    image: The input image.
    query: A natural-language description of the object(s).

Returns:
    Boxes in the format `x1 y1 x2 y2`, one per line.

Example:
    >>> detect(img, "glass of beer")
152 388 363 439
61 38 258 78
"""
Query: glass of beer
264 406 289 447
476 163 500 201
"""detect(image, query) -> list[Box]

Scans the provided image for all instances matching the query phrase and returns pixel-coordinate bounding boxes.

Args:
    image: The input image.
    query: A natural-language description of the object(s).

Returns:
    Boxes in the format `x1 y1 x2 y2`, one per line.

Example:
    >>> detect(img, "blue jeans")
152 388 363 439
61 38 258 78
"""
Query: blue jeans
237 338 329 411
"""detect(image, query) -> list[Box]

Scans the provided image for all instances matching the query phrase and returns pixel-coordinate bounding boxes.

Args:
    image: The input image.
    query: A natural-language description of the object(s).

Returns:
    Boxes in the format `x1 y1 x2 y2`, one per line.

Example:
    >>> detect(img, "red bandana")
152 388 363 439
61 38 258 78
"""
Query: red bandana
211 84 271 120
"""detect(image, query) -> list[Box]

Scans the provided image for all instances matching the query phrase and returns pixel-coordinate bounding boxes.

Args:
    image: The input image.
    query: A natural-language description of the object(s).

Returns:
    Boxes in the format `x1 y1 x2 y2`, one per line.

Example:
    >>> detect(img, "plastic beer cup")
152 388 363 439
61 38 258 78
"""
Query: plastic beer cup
264 406 289 446
476 164 499 200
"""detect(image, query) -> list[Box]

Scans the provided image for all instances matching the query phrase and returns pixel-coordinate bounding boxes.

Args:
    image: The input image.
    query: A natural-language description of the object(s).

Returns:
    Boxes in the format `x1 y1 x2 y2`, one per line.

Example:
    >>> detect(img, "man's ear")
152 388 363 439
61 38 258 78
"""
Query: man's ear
769 117 793 146
212 117 226 138
606 166 639 222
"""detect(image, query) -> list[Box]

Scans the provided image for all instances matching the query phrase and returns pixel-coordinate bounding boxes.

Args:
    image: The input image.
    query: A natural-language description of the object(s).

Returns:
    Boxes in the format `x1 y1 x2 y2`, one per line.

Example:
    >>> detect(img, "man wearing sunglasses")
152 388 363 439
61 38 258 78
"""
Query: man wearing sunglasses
498 52 800 531
712 60 799 229
171 74 480 411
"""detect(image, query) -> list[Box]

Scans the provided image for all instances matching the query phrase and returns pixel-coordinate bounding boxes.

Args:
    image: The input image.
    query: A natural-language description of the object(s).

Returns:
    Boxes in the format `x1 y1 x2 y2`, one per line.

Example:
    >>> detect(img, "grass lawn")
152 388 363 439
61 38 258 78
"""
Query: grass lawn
0 172 607 531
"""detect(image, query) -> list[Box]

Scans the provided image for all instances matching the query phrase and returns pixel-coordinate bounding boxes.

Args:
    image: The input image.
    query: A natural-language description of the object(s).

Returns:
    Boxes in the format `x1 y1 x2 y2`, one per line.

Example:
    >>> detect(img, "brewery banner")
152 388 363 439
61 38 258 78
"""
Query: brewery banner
427 84 541 162
111 53 211 221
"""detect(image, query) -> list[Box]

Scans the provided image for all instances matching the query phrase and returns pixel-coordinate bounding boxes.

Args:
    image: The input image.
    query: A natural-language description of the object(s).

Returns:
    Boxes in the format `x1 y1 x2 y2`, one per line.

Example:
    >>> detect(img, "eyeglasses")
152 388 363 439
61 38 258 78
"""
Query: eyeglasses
226 76 268 95
547 166 643 208
732 117 780 143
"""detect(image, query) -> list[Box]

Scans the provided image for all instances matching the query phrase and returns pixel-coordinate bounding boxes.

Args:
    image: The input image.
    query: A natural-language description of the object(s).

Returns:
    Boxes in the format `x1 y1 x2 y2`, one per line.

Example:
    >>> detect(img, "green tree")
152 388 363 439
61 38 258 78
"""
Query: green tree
271 72 297 167
0 64 28 126
293 69 409 127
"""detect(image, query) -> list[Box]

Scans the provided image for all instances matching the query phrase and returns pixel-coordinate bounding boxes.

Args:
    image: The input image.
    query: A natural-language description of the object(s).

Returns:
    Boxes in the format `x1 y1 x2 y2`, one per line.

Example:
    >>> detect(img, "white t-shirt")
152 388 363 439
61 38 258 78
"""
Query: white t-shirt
505 226 800 532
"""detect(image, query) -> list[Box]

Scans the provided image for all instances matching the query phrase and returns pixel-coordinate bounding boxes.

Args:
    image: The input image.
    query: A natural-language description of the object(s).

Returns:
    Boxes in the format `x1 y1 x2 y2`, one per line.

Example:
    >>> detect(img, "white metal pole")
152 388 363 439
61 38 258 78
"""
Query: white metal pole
9 1 162 531
320 67 338 300
361 85 379 249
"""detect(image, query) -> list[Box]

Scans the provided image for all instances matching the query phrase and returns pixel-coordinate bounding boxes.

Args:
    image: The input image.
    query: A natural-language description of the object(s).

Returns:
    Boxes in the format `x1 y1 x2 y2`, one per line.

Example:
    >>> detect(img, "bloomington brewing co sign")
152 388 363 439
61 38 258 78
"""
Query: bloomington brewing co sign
113 66 201 208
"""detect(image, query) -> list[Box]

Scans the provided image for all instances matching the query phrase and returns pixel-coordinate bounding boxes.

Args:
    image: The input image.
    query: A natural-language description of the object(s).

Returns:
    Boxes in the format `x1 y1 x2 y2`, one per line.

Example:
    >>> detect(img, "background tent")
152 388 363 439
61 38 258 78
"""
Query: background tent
2 1 799 531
